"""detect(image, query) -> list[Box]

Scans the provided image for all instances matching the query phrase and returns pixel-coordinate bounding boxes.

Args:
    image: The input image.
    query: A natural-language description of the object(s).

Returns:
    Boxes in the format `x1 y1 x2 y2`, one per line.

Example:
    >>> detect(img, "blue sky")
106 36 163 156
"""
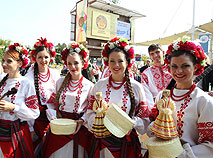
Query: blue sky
0 0 212 54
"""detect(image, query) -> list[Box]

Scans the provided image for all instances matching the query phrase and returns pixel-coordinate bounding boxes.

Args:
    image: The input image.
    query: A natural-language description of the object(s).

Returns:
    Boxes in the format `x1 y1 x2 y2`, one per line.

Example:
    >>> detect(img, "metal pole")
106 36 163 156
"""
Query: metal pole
210 35 213 64
192 0 195 40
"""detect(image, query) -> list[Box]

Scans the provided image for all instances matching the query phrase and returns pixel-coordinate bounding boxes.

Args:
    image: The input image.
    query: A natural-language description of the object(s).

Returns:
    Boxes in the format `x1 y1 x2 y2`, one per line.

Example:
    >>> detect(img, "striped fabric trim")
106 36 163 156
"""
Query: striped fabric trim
156 117 175 123
0 120 12 142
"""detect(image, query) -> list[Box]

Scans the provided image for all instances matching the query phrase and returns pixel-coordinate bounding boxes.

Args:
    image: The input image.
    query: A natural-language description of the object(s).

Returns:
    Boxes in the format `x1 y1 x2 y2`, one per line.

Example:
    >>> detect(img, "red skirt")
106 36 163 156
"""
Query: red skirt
33 109 49 148
0 119 34 158
89 130 143 158
43 111 93 158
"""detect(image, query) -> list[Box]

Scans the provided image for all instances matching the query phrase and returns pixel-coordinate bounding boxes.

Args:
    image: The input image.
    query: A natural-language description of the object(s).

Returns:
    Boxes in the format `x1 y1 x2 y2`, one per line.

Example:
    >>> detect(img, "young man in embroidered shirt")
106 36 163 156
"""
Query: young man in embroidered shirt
141 44 172 107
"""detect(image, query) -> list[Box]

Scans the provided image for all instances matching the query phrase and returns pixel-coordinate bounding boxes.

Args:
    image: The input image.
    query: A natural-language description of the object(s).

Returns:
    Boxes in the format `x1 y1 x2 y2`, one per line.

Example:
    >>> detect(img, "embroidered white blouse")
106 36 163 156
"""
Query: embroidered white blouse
154 87 213 158
141 64 172 107
86 77 150 135
25 68 60 109
56 77 94 116
0 76 40 121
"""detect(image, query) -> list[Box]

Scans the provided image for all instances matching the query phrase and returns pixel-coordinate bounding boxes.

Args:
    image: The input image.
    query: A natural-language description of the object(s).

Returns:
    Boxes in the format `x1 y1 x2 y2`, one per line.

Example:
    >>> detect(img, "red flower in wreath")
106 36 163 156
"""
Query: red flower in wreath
61 42 89 69
8 43 30 69
165 37 206 75
31 37 56 63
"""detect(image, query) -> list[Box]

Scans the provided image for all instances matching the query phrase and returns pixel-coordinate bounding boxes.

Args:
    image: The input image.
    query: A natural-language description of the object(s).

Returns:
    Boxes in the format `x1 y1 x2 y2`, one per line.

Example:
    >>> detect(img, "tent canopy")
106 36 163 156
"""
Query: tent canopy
136 21 213 46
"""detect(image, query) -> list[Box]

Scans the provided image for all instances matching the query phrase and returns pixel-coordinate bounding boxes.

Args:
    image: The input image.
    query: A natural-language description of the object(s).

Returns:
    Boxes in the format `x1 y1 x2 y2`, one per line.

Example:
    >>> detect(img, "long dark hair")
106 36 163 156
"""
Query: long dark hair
33 46 51 106
108 47 136 118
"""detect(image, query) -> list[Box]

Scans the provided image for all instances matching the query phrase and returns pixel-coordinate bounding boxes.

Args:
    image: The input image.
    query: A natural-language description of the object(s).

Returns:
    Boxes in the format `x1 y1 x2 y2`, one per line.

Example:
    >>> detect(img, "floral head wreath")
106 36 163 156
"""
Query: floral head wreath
7 43 30 69
61 42 89 69
165 36 206 75
102 37 134 68
31 37 56 63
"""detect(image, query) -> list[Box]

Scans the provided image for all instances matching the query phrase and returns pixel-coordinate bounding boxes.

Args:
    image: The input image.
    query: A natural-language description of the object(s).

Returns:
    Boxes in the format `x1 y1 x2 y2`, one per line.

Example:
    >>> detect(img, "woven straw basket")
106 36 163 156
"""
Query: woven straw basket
146 136 183 158
50 118 77 135
104 103 134 138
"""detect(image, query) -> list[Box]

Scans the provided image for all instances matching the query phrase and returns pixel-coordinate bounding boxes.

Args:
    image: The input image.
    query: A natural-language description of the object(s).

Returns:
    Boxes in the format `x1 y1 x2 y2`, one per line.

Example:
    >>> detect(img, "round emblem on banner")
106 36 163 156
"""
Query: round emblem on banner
96 15 107 30
78 17 84 27
200 35 209 43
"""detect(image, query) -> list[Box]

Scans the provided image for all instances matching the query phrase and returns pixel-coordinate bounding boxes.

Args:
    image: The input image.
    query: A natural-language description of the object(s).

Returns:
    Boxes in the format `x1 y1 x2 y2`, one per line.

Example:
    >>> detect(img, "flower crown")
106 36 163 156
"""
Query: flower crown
8 43 30 69
165 36 206 75
31 37 56 62
61 42 89 69
102 37 134 68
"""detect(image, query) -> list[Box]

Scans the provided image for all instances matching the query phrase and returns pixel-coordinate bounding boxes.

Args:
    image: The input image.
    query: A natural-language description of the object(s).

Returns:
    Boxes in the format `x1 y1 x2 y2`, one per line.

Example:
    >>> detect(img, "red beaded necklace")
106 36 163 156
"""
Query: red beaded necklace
68 76 83 92
108 75 125 90
170 83 196 102
38 68 50 82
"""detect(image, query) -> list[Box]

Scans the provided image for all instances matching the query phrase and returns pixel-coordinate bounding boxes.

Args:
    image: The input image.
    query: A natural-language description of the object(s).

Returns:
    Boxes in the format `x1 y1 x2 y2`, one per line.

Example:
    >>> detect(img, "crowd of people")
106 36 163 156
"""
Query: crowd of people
0 36 212 158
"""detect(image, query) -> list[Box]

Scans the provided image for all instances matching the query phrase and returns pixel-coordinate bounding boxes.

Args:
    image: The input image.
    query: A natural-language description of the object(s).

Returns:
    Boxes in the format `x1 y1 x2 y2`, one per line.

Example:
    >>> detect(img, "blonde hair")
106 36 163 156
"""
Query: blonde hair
96 92 102 97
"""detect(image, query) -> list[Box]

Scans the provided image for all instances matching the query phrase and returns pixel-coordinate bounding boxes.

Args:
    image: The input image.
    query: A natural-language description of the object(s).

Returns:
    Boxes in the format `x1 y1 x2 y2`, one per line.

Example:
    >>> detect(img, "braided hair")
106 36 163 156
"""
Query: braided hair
33 46 51 106
34 62 42 106
108 47 136 118
125 68 136 118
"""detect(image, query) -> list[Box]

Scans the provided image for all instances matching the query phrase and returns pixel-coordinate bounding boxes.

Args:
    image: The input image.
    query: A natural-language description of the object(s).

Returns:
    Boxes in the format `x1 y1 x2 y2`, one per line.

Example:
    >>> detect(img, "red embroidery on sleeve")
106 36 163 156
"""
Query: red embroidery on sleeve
197 121 213 143
26 95 39 109
136 101 150 118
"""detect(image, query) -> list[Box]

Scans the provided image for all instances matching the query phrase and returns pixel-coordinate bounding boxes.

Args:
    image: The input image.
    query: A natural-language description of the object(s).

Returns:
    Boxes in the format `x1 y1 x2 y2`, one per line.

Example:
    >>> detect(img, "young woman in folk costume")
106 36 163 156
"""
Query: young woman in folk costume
25 37 60 147
150 37 213 158
86 37 151 158
43 42 94 158
0 43 40 158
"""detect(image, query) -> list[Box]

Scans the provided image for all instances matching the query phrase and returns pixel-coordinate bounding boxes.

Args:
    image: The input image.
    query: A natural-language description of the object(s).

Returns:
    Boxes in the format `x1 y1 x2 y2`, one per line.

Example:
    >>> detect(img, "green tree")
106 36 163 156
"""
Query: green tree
55 43 67 64
0 39 11 61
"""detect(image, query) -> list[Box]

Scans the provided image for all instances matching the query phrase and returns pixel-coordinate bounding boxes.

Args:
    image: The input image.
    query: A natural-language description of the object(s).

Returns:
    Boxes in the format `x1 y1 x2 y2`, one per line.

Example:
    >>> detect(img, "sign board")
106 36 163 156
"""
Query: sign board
76 0 87 42
117 21 130 40
92 11 111 37
199 34 210 55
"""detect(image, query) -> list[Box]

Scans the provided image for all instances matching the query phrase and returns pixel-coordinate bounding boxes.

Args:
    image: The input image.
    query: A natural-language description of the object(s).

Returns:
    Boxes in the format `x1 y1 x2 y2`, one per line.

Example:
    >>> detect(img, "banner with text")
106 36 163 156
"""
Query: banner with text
117 21 130 40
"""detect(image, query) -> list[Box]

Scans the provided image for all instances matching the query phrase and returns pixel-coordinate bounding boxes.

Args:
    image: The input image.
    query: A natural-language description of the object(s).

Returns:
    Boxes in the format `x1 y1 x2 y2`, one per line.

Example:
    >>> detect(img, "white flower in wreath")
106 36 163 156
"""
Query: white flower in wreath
51 47 55 51
124 45 130 52
79 44 84 49
173 42 180 50
103 57 108 61
16 46 23 52
75 47 81 53
21 54 26 59
108 42 115 49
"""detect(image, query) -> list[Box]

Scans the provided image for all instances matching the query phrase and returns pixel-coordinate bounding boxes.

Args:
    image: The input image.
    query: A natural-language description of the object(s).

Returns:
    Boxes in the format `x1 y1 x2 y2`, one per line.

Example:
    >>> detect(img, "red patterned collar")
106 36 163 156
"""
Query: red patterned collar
152 64 167 69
